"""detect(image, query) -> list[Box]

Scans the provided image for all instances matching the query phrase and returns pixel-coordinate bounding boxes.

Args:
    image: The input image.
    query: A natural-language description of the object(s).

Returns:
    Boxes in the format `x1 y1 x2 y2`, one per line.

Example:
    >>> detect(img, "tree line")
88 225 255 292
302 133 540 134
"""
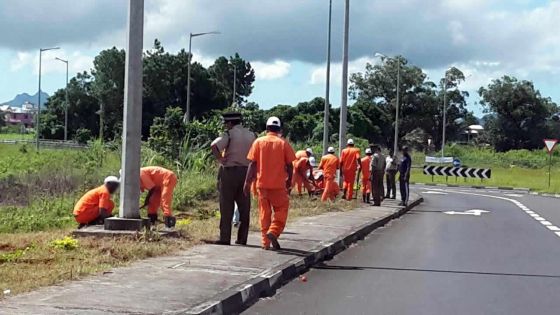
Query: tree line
41 40 558 152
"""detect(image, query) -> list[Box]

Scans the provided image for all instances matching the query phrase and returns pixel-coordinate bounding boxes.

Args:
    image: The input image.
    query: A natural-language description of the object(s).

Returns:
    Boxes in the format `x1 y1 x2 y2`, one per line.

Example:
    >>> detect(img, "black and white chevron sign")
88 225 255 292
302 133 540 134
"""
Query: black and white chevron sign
423 165 492 179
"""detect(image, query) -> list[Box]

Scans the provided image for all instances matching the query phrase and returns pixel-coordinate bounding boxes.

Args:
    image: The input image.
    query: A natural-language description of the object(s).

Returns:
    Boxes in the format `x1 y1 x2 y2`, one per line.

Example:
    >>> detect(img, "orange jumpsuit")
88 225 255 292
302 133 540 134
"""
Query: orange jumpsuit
73 185 114 224
247 132 296 248
361 156 372 194
140 166 177 217
340 146 361 200
319 154 340 202
292 156 314 195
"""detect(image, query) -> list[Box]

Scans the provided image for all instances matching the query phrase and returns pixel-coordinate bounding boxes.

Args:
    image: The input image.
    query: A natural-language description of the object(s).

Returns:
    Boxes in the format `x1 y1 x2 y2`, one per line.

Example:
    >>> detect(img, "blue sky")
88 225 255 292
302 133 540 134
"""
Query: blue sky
1 0 559 117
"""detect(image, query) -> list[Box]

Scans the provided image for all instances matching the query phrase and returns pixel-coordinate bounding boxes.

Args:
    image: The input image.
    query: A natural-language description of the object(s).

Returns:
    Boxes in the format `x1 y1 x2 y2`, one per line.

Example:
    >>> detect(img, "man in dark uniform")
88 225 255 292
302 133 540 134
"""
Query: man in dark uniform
399 146 412 206
370 145 386 206
209 112 256 245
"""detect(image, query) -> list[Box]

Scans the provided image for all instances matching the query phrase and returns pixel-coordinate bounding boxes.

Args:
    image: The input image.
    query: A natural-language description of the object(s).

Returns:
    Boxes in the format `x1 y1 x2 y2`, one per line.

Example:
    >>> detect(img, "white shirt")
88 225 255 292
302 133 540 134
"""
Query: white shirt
386 156 398 171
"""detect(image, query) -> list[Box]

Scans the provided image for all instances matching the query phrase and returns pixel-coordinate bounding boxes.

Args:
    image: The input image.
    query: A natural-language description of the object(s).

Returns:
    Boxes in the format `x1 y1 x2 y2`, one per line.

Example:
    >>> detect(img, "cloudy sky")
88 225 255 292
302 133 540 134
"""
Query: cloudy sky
1 0 559 116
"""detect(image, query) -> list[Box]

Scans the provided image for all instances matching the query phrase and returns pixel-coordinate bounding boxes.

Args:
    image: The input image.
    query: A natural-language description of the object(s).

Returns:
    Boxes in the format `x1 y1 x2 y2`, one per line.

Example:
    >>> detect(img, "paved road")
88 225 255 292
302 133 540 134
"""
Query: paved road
245 186 560 315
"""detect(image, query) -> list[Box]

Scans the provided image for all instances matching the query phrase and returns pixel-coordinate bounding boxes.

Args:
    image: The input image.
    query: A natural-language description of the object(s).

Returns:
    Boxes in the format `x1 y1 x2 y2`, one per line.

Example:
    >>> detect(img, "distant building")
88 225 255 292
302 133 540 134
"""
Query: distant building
0 103 36 128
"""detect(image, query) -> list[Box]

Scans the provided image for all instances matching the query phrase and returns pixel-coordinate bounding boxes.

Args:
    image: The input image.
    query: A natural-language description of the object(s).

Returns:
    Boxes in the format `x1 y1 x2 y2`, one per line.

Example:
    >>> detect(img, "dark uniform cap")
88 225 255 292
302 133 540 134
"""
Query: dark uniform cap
222 112 242 122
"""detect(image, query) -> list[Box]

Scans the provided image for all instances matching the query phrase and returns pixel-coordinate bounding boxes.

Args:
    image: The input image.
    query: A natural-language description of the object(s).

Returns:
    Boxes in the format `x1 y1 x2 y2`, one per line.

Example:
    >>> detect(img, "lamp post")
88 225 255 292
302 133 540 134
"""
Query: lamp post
232 63 237 107
55 57 69 141
338 0 350 157
375 53 401 155
441 69 450 158
322 0 332 155
184 31 220 123
36 47 60 150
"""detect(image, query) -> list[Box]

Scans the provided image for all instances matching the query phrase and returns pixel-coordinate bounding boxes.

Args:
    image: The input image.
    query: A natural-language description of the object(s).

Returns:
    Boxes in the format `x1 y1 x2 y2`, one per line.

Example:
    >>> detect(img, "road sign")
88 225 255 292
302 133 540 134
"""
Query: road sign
423 165 492 179
425 156 454 164
453 158 461 168
544 139 558 154
444 209 490 216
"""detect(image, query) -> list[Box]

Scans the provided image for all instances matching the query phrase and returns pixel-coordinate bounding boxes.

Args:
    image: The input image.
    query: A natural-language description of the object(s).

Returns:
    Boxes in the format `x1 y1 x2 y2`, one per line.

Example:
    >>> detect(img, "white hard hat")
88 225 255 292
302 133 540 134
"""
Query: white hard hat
347 139 354 145
306 148 313 155
309 156 316 167
327 146 335 153
211 137 222 147
365 148 372 154
266 116 281 127
104 176 120 184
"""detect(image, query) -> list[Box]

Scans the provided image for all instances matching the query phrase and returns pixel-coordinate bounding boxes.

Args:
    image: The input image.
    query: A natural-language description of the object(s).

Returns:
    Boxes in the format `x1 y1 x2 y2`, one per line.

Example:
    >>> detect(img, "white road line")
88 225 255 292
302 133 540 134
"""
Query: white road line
427 188 560 240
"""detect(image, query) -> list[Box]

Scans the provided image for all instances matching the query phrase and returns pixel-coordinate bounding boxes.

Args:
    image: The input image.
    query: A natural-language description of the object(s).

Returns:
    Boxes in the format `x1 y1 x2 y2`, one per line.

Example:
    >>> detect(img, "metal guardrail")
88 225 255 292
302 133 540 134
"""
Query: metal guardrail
0 139 88 149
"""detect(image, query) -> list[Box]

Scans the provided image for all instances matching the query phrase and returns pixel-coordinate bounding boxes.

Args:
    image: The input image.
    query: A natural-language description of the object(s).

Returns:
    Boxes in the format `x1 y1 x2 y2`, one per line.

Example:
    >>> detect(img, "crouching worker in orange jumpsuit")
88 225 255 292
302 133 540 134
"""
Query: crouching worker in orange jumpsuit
319 146 340 202
292 148 315 196
244 116 296 250
73 176 119 229
361 148 373 203
340 139 361 200
140 166 177 229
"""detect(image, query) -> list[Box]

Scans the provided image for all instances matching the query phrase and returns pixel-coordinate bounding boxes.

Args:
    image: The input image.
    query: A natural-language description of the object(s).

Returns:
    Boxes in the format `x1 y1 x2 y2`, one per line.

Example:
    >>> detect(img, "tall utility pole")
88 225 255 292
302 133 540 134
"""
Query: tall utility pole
338 0 350 157
232 63 237 107
322 0 332 155
441 71 448 158
184 31 220 123
374 53 401 155
36 46 60 150
119 0 144 219
55 57 69 141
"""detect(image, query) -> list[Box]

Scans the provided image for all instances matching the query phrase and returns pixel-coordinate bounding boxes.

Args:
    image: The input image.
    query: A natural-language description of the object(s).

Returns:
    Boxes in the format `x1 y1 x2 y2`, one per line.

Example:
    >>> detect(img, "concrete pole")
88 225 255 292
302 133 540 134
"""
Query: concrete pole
185 34 193 123
322 0 332 155
36 50 42 150
441 74 447 158
119 0 144 219
393 59 400 155
232 63 237 107
64 61 69 141
338 0 350 156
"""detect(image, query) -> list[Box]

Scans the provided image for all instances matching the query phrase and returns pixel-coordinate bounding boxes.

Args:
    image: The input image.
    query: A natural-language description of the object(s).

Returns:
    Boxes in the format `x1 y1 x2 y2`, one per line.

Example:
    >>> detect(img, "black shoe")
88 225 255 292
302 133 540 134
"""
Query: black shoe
235 240 247 246
164 216 176 228
384 195 390 199
233 222 240 228
77 223 86 229
390 196 396 200
148 213 158 224
266 233 281 250
398 202 407 206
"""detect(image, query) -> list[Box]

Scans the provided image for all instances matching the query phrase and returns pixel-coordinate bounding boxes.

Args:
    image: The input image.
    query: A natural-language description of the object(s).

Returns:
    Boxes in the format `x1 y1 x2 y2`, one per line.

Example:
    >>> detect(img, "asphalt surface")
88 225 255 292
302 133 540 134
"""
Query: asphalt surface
245 186 560 315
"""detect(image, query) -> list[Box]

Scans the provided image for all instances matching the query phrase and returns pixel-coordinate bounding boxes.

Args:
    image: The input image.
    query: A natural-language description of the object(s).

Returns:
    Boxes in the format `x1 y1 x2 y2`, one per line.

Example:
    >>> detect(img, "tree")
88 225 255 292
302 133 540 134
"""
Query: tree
478 76 558 151
208 53 255 107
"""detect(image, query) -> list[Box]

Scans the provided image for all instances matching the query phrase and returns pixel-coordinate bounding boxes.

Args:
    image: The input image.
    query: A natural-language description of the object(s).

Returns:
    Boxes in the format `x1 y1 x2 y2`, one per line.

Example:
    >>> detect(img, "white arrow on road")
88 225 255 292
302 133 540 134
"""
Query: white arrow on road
444 209 490 216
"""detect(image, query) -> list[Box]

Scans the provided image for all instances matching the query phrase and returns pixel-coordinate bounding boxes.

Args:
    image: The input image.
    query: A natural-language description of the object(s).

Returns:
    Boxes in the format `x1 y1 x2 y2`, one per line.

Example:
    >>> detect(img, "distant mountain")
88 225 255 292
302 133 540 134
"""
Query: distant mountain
2 92 49 108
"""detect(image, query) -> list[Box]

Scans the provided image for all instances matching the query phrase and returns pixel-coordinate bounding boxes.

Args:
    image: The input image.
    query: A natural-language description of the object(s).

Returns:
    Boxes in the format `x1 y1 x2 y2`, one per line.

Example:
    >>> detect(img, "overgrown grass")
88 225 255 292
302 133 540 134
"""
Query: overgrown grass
0 133 34 141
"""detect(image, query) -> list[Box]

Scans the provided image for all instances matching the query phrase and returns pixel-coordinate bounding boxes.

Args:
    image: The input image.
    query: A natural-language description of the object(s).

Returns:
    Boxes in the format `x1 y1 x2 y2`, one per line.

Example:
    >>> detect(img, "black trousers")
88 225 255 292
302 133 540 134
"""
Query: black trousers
385 170 397 198
399 175 410 205
371 170 385 205
219 166 250 244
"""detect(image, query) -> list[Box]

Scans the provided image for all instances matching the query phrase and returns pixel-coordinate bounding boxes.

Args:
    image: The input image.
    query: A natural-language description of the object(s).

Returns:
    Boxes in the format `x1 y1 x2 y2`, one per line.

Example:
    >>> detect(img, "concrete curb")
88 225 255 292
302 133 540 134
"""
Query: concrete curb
413 182 531 192
185 197 424 315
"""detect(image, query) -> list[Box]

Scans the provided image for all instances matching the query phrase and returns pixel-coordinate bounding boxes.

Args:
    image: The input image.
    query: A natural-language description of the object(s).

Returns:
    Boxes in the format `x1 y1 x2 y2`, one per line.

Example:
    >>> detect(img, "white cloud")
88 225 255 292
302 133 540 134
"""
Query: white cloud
252 61 291 80
10 52 33 71
310 57 375 85
9 49 94 76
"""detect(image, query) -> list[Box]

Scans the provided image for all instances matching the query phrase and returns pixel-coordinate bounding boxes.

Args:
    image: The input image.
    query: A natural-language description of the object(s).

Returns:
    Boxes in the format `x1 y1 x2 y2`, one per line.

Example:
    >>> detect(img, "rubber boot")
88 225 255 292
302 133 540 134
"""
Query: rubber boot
366 193 371 204
362 194 366 203
164 216 176 228
148 213 158 225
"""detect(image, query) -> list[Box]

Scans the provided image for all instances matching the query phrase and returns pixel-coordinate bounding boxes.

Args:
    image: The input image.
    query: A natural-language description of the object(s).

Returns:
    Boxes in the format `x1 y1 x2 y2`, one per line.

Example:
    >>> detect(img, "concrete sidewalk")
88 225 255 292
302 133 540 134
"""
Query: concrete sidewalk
0 194 422 315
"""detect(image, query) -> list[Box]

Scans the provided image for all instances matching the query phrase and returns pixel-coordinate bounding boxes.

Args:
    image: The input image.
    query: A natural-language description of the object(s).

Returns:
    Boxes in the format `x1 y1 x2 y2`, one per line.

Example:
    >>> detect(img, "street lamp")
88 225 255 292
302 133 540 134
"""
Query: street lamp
375 52 401 156
184 31 220 123
36 46 60 150
441 68 452 158
338 0 350 160
322 0 333 155
55 57 69 141
232 63 237 108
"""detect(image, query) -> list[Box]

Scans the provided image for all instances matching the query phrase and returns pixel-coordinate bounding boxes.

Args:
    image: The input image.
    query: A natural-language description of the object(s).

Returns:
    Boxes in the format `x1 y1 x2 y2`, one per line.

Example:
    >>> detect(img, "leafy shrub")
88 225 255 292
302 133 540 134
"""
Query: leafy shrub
74 128 93 145
51 236 79 250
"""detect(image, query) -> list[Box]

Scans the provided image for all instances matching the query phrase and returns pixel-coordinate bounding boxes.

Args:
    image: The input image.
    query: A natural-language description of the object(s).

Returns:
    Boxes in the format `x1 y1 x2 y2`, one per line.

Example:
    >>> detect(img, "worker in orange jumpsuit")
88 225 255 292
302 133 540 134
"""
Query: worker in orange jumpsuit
292 148 315 196
73 176 120 228
319 146 340 202
244 116 296 250
340 139 361 200
140 166 177 228
361 148 373 203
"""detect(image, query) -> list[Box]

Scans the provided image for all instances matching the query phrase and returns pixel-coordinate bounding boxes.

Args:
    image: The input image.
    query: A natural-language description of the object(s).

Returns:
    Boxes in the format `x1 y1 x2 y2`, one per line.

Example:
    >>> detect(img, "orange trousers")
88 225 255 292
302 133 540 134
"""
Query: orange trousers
362 177 371 194
342 169 357 200
292 172 314 195
257 188 289 248
147 174 177 217
321 177 339 202
74 202 114 224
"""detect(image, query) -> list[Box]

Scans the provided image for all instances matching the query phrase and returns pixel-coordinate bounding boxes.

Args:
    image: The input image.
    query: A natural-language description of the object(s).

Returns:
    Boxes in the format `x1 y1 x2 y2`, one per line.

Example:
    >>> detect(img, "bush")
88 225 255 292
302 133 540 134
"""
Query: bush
74 128 93 145
51 236 79 250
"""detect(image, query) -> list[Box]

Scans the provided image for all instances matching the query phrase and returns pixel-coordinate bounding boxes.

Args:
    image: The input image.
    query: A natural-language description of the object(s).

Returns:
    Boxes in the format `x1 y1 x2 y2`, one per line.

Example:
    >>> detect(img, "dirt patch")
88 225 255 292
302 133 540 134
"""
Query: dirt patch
0 172 82 207
0 176 29 207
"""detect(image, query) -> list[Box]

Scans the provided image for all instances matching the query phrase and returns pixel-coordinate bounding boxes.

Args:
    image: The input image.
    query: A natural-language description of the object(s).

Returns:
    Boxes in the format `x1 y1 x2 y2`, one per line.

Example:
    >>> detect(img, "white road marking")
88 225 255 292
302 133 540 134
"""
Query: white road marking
444 209 490 216
505 194 524 197
423 191 448 195
426 188 560 240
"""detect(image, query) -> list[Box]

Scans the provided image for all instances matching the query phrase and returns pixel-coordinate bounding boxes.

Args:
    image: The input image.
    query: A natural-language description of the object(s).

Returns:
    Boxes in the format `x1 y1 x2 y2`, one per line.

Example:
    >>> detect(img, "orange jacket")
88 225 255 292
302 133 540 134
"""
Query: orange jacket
73 185 113 216
140 166 176 192
340 147 360 171
319 154 339 180
361 156 372 180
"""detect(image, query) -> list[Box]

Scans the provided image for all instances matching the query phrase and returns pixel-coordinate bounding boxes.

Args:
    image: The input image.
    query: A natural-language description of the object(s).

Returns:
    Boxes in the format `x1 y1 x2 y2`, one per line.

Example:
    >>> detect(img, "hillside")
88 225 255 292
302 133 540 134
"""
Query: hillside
2 91 49 107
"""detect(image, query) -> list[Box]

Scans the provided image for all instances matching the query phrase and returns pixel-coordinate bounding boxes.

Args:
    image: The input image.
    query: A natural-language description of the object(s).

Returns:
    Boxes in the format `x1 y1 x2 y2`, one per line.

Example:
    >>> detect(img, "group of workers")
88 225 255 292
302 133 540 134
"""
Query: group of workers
72 111 411 252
